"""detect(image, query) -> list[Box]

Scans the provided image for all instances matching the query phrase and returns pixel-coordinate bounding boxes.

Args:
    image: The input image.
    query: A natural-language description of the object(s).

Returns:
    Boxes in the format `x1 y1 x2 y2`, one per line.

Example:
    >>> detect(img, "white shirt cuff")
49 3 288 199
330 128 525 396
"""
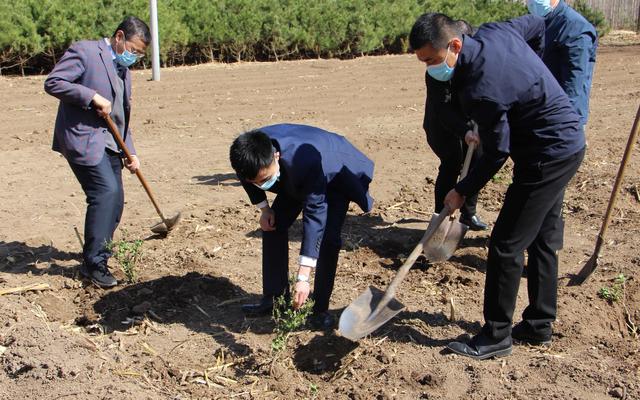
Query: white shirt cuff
299 255 317 268
255 200 269 209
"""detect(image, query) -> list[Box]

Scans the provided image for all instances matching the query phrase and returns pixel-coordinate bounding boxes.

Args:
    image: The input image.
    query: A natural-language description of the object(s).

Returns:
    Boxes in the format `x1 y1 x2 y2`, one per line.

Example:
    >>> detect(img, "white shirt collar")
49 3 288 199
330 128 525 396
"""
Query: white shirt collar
104 38 116 60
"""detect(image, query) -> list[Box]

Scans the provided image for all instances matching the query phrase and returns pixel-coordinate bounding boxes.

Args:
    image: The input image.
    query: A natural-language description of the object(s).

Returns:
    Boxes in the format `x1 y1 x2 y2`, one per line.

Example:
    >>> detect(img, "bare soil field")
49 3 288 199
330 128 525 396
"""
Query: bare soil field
0 46 639 400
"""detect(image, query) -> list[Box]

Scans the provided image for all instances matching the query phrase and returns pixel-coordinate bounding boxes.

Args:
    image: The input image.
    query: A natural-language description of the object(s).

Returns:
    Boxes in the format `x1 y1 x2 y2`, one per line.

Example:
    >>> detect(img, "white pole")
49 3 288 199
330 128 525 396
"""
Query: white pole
150 0 160 81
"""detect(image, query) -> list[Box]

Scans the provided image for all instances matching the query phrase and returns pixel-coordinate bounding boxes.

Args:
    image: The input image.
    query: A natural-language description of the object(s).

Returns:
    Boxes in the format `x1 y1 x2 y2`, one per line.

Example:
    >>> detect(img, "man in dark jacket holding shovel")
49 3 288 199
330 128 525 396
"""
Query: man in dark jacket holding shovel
422 18 488 231
410 13 585 359
45 17 150 287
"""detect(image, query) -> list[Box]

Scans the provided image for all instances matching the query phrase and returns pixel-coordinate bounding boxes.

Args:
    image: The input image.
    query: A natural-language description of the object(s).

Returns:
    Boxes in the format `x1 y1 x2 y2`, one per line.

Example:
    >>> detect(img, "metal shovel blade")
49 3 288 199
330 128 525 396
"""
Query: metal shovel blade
150 212 182 235
338 286 405 341
567 253 598 286
422 212 468 262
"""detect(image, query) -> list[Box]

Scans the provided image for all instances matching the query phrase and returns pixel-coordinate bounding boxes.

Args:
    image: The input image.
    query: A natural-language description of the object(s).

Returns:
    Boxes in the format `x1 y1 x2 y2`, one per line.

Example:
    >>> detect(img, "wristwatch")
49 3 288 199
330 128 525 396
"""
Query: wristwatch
296 274 310 283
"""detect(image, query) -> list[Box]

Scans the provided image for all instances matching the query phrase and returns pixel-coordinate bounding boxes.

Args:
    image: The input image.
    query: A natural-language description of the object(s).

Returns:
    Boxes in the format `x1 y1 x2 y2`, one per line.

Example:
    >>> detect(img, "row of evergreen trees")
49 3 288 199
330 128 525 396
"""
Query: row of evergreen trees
0 0 607 75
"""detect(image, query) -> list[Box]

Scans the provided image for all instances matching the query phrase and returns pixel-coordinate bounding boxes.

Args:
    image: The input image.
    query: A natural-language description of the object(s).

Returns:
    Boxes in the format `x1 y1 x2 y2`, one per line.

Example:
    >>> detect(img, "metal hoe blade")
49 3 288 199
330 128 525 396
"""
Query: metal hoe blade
150 212 182 235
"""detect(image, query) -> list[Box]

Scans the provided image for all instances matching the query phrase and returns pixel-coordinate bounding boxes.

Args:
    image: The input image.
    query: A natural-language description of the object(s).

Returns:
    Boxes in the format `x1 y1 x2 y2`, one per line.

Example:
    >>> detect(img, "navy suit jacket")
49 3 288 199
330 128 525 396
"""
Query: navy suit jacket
240 124 374 259
45 39 136 166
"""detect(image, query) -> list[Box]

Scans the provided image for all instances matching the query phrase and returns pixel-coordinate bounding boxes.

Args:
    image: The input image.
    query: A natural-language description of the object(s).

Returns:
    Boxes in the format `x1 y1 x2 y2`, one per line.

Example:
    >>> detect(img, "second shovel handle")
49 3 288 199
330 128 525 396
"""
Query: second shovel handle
102 115 166 222
374 206 450 313
461 142 476 180
595 104 640 245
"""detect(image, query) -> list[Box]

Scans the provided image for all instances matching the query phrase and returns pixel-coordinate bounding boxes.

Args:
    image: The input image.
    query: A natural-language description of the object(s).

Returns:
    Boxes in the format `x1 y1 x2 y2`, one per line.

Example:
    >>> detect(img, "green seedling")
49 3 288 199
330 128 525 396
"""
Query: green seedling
310 383 319 397
107 235 143 283
598 274 626 304
491 170 512 185
271 293 314 353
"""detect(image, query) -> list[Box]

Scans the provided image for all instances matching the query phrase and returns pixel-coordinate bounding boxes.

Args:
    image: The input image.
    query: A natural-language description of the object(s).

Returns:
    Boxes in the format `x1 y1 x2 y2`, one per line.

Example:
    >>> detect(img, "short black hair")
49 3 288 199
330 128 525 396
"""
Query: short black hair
409 13 461 51
229 130 275 180
456 19 475 36
113 16 151 46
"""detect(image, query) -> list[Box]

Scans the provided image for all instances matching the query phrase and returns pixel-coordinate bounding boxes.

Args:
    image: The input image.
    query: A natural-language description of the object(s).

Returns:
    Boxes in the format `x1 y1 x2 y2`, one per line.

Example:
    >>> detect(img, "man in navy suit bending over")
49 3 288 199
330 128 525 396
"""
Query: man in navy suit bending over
230 124 374 330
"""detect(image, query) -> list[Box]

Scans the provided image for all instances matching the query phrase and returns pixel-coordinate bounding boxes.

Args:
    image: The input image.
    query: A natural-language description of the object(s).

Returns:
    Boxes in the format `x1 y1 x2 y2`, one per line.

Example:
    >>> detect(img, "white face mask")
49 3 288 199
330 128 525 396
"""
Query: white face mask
528 0 554 17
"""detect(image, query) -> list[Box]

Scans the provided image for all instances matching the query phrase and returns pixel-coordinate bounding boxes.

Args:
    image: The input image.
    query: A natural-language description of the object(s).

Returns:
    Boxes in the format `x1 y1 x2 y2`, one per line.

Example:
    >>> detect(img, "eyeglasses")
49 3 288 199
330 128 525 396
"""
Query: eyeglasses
125 42 146 59
120 33 146 59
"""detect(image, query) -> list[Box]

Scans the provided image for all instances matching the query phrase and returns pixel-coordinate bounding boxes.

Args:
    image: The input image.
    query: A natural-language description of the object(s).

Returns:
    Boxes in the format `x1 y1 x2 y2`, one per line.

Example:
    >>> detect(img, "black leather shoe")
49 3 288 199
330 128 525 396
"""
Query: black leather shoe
79 263 117 288
241 297 274 317
447 333 512 360
512 321 552 346
308 311 335 331
460 214 489 231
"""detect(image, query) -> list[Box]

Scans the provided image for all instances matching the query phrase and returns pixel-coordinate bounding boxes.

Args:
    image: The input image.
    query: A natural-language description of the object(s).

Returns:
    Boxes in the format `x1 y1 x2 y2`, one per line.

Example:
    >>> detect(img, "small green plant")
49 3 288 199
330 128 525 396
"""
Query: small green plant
309 383 319 397
598 274 626 304
271 293 314 353
491 170 512 185
107 235 143 283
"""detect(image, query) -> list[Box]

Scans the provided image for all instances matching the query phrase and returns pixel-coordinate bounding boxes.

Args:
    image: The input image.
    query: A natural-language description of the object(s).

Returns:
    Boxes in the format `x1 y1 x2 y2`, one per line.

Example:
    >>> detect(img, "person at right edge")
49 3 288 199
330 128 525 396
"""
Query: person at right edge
528 0 598 128
409 13 585 359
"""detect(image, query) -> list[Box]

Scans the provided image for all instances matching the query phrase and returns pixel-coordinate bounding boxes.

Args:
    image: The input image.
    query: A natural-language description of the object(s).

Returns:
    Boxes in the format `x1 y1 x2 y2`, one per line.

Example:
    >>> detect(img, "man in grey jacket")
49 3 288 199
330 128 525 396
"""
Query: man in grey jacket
45 16 150 287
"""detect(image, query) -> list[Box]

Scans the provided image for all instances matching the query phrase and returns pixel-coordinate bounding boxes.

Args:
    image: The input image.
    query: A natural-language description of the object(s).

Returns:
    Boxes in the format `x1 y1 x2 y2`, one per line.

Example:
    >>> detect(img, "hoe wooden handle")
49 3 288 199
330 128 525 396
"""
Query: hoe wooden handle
103 115 167 222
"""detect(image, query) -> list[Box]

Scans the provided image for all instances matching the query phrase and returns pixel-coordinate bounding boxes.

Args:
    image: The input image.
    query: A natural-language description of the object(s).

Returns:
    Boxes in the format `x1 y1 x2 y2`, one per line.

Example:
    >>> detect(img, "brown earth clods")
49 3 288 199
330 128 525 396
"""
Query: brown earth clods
0 46 639 400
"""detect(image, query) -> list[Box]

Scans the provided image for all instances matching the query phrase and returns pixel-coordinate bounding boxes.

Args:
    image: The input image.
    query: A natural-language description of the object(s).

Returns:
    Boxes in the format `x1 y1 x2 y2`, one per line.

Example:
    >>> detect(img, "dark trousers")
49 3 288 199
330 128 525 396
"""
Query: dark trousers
483 148 585 340
68 150 124 270
427 130 479 218
262 191 349 314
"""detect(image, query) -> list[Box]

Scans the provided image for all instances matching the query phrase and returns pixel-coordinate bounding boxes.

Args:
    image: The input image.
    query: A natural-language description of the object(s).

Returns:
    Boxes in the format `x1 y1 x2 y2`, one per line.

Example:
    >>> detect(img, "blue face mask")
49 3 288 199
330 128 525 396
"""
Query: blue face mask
427 46 456 82
115 35 138 68
528 0 554 17
255 170 280 191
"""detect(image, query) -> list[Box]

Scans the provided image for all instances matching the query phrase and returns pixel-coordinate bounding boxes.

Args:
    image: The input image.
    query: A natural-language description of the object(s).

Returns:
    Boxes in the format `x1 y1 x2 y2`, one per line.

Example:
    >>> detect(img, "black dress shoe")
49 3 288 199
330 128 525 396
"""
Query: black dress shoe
460 214 489 231
512 321 552 346
241 297 274 316
447 333 512 360
308 311 335 331
79 263 117 288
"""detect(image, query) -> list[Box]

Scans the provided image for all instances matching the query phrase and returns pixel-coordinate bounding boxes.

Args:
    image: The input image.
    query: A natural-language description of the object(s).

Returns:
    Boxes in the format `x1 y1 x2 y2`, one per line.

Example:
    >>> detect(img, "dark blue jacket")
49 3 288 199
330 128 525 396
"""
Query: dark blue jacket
452 15 585 197
45 40 136 166
542 0 598 126
240 124 374 259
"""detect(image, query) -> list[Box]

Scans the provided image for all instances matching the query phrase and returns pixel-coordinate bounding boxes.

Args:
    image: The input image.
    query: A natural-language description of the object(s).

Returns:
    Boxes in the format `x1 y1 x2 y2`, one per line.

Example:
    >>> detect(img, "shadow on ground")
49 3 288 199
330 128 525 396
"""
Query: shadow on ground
0 240 80 278
191 173 241 187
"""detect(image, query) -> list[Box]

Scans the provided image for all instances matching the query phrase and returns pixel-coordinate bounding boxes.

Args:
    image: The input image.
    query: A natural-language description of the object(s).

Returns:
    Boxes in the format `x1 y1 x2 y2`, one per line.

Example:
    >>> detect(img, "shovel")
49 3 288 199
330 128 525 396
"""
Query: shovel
103 115 182 235
338 143 477 341
423 142 476 261
568 104 640 286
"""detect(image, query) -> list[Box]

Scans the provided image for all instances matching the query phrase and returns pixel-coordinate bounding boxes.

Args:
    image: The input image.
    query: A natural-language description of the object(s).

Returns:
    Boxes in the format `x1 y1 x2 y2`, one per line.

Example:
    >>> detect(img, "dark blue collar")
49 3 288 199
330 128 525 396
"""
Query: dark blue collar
452 34 480 88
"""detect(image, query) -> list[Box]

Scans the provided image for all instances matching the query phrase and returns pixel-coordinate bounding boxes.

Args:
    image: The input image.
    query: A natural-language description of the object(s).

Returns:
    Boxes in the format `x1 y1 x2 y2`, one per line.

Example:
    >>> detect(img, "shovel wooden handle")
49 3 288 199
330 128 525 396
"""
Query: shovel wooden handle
594 104 640 250
449 140 476 224
102 115 167 223
579 104 640 281
461 142 476 180
372 140 478 314
373 206 450 315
